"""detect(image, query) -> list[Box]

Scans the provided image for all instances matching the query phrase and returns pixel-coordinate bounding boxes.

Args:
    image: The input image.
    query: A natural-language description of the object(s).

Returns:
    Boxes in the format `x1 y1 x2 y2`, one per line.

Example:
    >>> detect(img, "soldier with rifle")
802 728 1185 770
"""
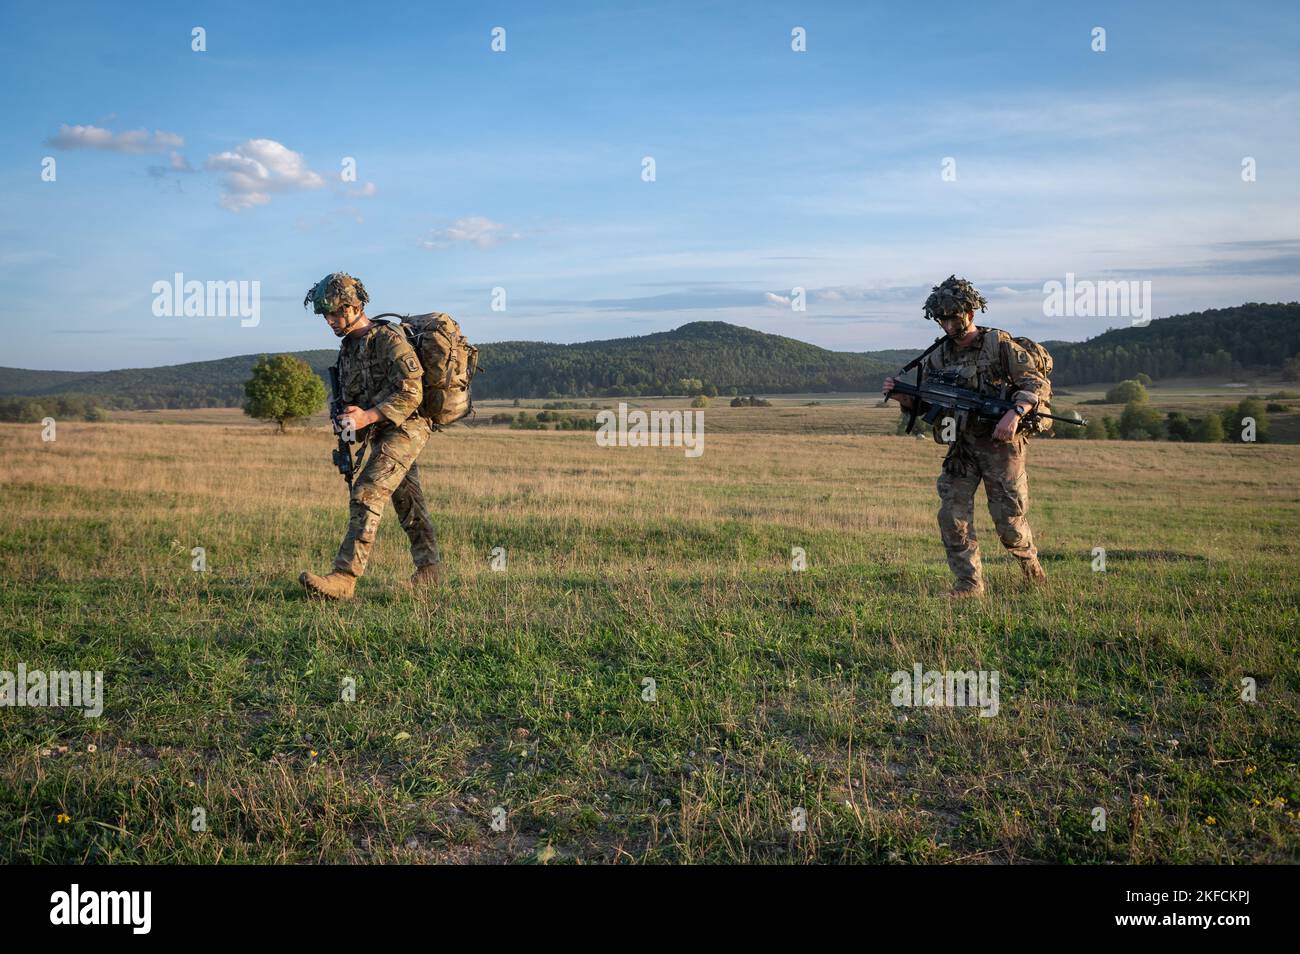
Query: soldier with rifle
882 276 1077 599
299 272 442 600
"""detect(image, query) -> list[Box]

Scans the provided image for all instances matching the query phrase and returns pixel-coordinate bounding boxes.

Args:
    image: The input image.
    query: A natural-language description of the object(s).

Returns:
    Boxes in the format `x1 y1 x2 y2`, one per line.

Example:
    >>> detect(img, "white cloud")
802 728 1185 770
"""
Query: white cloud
422 216 522 250
205 139 325 212
46 124 184 153
764 292 791 306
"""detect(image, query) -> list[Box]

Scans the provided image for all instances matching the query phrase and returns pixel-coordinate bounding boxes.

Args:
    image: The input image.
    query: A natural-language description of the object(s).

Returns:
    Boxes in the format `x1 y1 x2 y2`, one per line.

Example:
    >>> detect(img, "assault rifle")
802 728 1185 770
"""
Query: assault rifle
327 365 359 489
886 336 1086 435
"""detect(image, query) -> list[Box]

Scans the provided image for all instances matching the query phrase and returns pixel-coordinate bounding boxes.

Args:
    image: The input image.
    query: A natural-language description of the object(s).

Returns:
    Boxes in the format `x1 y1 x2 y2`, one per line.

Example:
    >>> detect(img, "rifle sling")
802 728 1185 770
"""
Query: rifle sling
900 335 947 373
898 335 945 434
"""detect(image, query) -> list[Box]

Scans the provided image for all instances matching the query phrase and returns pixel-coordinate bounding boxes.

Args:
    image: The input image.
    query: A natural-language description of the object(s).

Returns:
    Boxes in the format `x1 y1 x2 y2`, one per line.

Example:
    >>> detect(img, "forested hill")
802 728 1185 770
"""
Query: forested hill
0 322 900 408
0 351 339 411
474 321 894 398
1047 302 1299 385
1 304 1297 409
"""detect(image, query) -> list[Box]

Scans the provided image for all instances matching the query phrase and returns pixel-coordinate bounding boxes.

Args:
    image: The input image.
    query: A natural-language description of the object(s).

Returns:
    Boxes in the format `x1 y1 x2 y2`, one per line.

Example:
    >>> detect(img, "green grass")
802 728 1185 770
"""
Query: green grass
0 421 1296 863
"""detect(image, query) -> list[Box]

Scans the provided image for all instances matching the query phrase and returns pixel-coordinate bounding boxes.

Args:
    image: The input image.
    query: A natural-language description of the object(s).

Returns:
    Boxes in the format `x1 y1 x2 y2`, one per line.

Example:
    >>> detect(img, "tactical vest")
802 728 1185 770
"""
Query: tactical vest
338 324 401 410
926 327 1055 439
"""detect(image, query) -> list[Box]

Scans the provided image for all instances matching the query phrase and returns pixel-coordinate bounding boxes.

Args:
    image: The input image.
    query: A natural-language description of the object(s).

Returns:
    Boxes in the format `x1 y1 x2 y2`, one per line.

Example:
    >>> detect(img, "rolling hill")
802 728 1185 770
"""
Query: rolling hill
1 303 1297 410
0 322 901 409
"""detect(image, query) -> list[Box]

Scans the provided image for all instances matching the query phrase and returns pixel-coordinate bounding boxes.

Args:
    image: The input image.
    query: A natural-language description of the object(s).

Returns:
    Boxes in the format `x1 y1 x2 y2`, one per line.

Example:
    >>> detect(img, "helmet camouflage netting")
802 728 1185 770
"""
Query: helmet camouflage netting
304 272 370 314
922 275 987 320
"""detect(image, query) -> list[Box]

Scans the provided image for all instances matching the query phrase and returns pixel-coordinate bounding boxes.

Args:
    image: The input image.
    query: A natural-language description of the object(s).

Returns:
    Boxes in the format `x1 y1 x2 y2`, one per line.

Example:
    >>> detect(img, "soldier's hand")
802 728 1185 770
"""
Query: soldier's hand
883 377 914 409
338 405 379 432
993 409 1020 442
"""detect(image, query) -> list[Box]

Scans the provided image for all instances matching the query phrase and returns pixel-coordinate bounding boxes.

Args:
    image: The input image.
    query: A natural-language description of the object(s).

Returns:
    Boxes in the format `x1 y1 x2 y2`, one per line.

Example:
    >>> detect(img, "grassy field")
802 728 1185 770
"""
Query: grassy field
108 376 1300 441
1 414 1296 863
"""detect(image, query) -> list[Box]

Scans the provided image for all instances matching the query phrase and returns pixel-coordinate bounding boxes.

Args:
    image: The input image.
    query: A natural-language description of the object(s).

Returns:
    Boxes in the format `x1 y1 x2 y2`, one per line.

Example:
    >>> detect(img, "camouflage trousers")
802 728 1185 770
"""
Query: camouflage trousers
936 435 1037 590
334 416 440 577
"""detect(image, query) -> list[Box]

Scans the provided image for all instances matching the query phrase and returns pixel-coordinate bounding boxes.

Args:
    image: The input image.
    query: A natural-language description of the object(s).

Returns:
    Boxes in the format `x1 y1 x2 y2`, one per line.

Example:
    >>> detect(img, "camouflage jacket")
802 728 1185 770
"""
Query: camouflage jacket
925 327 1048 408
924 327 1048 439
338 322 424 426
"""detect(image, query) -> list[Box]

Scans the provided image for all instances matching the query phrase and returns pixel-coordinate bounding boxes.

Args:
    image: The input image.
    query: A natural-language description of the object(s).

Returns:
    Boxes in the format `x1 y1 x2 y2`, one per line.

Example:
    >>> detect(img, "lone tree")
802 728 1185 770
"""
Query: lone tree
243 354 326 432
1105 379 1148 404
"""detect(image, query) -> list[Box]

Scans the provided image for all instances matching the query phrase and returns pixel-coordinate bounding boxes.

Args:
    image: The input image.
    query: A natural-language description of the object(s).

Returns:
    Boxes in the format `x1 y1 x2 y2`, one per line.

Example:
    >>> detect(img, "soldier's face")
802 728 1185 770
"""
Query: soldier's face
324 305 359 337
938 312 974 339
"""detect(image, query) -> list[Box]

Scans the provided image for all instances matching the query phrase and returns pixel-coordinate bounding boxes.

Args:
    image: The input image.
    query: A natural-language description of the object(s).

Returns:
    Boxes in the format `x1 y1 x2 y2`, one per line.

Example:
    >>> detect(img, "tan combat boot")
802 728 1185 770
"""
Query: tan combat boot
1020 558 1047 586
300 570 357 600
946 579 982 600
410 562 444 587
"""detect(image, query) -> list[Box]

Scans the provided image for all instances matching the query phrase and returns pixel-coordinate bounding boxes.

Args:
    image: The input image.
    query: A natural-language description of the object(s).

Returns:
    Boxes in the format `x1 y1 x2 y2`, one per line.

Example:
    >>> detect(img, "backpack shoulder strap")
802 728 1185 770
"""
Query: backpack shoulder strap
976 326 1010 381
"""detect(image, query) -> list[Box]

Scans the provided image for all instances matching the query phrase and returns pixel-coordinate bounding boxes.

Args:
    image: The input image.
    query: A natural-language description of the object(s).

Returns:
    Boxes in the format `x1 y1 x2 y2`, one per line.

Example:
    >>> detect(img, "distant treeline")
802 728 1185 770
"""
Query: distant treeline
1048 302 1299 385
0 394 105 422
1052 396 1286 443
487 410 602 430
0 351 336 411
2 304 1298 408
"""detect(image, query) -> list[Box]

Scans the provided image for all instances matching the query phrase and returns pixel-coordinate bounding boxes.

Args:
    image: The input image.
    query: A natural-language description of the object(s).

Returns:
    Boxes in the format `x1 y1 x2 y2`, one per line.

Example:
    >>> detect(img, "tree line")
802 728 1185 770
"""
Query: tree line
3 305 1297 409
1052 378 1284 442
0 394 105 422
1048 302 1298 385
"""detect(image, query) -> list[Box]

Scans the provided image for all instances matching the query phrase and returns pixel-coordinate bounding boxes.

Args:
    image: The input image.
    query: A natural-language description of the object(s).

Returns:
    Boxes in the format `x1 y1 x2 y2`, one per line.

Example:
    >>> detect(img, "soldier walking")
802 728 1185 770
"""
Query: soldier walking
300 272 442 600
883 276 1049 598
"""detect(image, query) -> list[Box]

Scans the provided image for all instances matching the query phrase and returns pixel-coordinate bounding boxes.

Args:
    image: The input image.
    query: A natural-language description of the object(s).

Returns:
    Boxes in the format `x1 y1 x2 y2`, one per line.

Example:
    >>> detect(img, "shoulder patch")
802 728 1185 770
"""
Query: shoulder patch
1015 348 1029 365
403 355 421 374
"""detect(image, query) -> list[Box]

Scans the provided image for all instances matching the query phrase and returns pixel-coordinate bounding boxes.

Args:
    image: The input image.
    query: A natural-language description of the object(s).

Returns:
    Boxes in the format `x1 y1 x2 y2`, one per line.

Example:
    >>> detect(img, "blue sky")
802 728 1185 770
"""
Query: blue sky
2 0 1298 370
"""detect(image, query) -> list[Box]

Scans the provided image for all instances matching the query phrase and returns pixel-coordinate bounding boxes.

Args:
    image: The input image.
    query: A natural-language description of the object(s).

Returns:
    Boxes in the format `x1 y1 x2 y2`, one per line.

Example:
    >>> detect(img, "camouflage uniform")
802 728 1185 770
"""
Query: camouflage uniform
925 328 1048 591
333 323 440 577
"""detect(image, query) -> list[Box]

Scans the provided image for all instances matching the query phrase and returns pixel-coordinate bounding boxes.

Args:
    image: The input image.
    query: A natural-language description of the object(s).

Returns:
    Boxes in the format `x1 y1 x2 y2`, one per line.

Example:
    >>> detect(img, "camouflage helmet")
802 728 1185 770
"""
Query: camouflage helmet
923 275 987 321
304 272 370 315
